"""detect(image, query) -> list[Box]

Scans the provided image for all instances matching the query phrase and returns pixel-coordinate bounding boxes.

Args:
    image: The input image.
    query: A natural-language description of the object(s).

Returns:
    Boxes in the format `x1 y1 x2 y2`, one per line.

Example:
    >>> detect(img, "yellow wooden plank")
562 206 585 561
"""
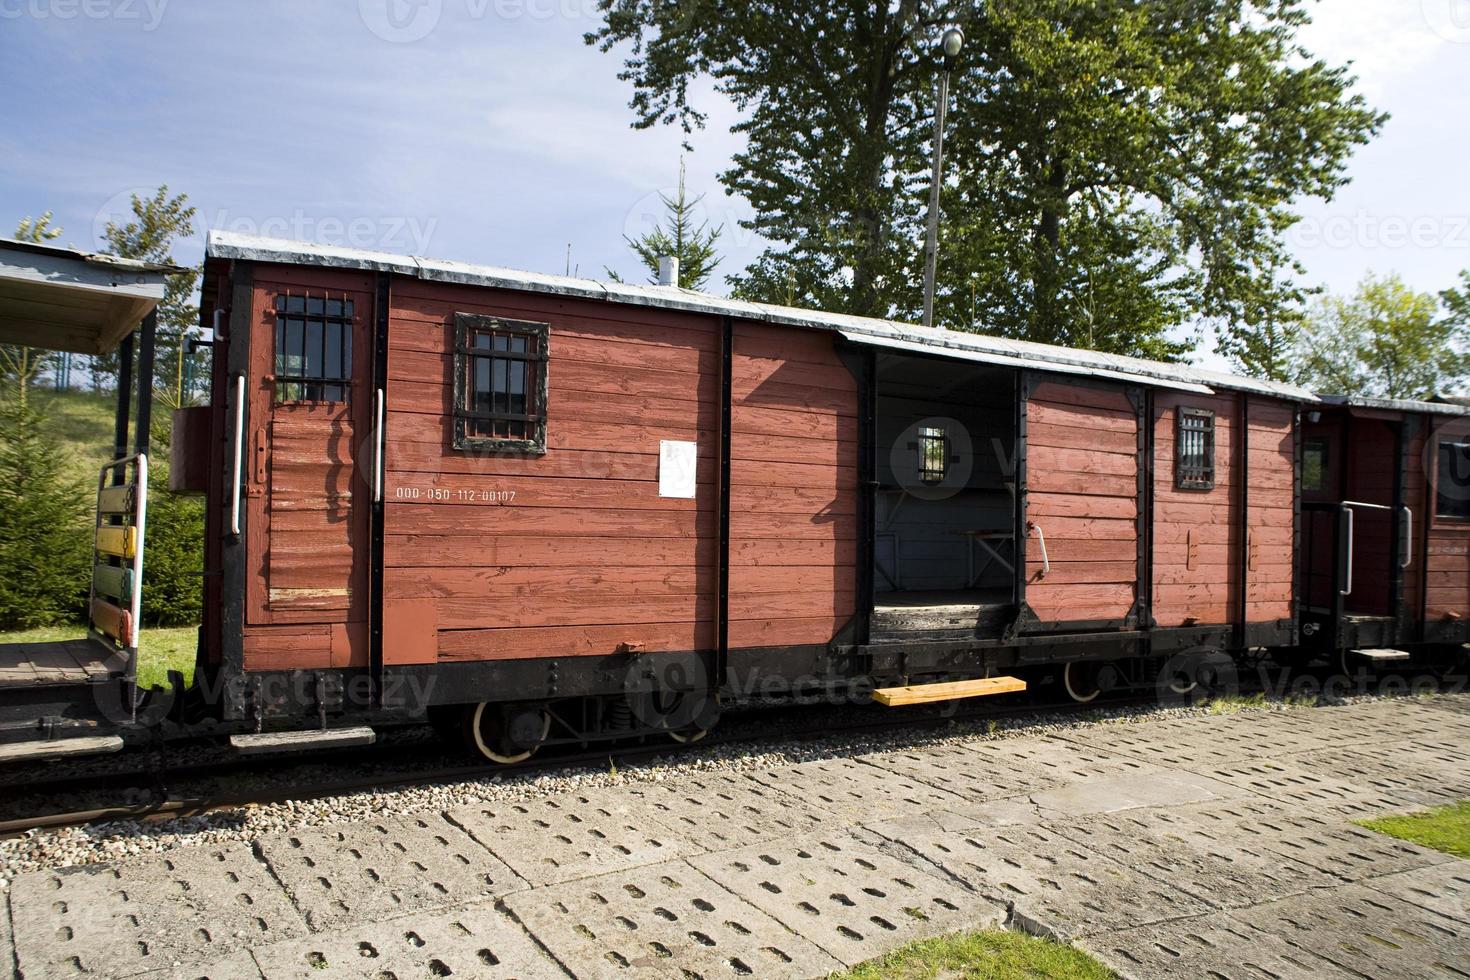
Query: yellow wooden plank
95 525 137 559
873 676 1027 707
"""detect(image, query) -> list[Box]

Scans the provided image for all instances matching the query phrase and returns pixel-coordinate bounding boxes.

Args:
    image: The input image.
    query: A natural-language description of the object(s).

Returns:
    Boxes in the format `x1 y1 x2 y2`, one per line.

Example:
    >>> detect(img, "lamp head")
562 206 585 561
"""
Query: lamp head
940 25 964 61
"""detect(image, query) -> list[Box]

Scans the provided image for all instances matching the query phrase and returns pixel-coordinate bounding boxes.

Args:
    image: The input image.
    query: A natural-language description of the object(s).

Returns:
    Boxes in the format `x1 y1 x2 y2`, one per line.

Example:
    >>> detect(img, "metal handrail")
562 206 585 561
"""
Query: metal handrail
1401 505 1413 570
1336 500 1391 597
230 373 245 536
374 388 385 503
1027 521 1050 578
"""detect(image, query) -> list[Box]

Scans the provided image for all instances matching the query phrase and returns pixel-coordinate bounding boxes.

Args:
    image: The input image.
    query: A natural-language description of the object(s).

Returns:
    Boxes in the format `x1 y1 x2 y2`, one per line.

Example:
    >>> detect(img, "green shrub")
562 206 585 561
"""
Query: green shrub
138 413 204 627
0 397 206 630
0 403 91 628
139 479 204 627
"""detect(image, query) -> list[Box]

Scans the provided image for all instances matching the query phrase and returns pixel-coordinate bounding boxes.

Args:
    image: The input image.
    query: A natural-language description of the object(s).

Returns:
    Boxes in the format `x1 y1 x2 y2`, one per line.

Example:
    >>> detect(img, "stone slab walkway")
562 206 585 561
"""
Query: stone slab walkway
4 695 1470 979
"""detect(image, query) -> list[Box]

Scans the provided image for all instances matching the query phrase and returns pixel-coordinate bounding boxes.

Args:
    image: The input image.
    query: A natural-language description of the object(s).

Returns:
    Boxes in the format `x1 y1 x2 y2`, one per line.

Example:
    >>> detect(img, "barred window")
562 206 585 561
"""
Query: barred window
452 313 548 453
1436 440 1470 520
1175 408 1215 490
917 426 948 485
273 294 353 402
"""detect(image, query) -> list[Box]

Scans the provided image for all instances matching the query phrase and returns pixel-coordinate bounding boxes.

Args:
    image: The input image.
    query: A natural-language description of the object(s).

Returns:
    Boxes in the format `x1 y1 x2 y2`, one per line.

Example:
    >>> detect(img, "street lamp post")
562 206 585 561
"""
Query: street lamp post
922 25 964 329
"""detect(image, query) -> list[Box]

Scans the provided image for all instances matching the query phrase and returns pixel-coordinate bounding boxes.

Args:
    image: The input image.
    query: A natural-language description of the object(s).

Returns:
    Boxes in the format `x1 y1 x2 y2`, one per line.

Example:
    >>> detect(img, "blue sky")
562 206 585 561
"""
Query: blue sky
3 0 1468 365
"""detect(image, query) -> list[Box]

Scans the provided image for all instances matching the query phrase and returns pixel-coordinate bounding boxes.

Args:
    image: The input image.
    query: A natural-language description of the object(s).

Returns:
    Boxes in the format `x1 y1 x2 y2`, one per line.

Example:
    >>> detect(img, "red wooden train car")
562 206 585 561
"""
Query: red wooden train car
161 231 1452 761
5 230 1466 763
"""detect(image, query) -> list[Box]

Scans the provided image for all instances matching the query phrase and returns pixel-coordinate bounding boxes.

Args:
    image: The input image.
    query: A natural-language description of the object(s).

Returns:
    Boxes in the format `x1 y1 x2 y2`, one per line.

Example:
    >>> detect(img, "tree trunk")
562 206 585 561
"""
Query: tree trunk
848 3 913 318
1031 155 1068 345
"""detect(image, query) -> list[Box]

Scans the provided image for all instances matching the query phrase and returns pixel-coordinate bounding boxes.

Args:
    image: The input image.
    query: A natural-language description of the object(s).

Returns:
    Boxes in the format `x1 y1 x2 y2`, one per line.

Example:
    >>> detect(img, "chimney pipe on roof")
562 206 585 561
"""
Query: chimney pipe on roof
657 255 679 288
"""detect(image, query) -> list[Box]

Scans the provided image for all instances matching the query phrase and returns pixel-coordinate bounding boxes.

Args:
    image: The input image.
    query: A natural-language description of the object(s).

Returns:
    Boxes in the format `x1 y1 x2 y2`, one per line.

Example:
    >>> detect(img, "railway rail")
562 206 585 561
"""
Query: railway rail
0 687 1172 837
6 648 1458 839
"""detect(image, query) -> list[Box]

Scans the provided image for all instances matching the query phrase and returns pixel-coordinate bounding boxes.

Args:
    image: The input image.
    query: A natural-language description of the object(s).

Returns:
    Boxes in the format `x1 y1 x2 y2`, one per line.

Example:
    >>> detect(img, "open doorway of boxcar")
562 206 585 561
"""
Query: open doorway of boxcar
1301 407 1412 654
869 354 1018 640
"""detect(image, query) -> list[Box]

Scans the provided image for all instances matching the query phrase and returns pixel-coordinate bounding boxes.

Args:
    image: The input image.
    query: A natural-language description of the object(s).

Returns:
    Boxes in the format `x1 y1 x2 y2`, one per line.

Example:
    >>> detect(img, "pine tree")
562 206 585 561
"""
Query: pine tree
608 160 722 290
0 403 90 628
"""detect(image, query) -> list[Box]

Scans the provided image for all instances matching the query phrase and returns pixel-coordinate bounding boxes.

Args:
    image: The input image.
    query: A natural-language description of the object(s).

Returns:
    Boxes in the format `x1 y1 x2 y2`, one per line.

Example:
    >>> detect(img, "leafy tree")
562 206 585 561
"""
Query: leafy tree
0 403 90 628
1296 273 1470 399
588 0 1383 360
608 159 723 289
2 213 64 405
1443 270 1470 333
97 187 203 407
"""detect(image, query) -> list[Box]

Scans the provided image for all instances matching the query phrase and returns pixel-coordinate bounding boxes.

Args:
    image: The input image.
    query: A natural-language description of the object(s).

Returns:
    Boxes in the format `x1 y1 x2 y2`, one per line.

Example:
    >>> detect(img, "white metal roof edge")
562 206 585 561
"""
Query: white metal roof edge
0 236 186 277
1320 394 1470 416
204 231 1316 402
835 330 1215 394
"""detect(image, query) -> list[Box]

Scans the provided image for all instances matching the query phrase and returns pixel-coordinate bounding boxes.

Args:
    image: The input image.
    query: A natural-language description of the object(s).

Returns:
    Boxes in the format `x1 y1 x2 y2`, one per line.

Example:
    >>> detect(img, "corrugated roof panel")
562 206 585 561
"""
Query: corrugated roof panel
205 231 1318 403
835 330 1215 393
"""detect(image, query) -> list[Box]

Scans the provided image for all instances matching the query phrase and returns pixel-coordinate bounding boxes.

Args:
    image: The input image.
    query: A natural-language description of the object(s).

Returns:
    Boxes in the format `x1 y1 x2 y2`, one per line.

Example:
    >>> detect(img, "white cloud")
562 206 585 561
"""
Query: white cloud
1295 0 1448 99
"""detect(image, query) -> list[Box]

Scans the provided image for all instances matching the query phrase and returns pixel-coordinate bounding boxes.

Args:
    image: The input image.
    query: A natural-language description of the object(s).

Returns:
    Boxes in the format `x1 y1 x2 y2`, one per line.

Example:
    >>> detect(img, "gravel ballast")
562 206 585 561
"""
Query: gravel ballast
0 688 1459 888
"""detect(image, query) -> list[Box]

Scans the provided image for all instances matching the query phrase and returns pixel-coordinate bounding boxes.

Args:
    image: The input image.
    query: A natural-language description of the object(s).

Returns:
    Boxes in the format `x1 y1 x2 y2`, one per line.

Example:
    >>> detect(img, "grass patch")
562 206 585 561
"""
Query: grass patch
0 624 198 688
1204 692 1269 715
1359 800 1470 859
831 929 1114 980
28 389 121 486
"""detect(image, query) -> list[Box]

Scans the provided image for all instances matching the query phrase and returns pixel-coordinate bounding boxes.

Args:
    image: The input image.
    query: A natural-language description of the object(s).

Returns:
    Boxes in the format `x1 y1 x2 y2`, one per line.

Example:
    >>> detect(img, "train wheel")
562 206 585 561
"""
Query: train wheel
667 725 710 744
1063 661 1106 703
464 703 550 764
658 690 719 744
1166 672 1200 696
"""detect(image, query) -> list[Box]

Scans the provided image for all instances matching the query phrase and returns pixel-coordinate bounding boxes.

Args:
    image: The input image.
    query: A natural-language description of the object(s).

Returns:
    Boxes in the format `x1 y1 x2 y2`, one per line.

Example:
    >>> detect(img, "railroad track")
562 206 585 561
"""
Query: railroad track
7 653 1454 837
0 688 1169 837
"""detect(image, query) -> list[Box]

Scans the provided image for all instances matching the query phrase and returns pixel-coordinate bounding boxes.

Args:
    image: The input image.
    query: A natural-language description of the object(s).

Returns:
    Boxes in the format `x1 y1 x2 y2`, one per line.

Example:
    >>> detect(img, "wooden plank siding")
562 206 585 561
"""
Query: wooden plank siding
1151 392 1240 627
1150 394 1296 628
382 279 720 662
728 323 859 648
1024 380 1139 624
1425 417 1470 625
1246 399 1296 623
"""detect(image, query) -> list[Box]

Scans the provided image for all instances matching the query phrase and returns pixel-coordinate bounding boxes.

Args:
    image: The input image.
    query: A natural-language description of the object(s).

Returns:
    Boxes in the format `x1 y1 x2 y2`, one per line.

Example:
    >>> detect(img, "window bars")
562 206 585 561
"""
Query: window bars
452 313 549 453
917 425 948 485
273 294 353 402
1175 407 1215 490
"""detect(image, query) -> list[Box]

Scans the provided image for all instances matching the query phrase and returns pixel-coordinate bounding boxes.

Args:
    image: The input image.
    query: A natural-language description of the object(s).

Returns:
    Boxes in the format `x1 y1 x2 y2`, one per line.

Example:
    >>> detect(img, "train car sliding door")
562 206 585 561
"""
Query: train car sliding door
243 266 374 667
1020 377 1141 631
